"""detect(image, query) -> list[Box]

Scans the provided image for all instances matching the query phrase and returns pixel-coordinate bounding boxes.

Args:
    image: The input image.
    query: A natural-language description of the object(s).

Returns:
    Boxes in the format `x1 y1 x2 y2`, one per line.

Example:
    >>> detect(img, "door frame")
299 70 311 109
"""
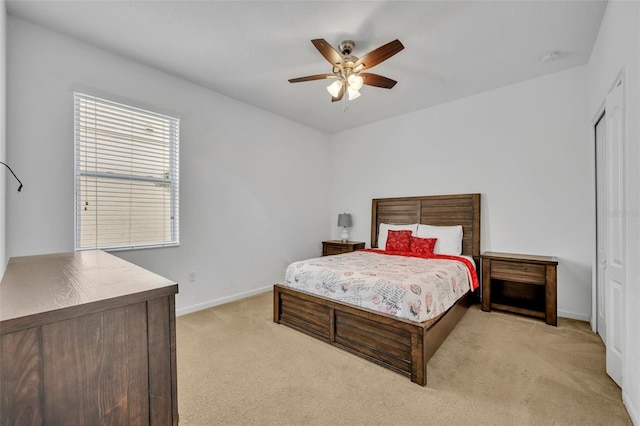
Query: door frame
591 104 605 334
592 109 606 340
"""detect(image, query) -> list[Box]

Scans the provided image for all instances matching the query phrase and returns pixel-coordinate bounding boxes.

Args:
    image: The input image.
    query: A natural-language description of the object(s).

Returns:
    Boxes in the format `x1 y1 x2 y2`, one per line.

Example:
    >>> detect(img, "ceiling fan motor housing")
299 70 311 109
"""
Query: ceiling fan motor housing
339 40 355 55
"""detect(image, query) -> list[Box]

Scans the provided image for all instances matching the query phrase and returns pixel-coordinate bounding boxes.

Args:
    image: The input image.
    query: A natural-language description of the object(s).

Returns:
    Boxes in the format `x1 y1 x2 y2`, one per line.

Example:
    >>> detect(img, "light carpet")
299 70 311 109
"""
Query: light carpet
176 291 631 425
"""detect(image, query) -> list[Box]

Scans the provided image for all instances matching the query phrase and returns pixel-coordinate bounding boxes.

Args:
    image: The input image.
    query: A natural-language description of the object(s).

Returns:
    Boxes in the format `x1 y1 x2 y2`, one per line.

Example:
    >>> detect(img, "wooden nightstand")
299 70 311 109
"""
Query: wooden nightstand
322 240 365 256
481 252 558 326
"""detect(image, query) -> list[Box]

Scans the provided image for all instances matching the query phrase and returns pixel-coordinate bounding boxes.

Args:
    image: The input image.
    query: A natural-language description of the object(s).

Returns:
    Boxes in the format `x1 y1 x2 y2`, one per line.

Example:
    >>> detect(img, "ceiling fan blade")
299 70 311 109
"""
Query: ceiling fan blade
288 74 337 83
354 39 404 71
331 83 345 102
360 73 397 89
311 39 346 67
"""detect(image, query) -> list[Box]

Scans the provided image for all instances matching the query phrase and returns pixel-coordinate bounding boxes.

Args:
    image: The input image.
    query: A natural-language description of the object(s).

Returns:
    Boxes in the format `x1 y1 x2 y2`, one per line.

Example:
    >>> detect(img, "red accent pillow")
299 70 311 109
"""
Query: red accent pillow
385 230 412 251
409 236 437 255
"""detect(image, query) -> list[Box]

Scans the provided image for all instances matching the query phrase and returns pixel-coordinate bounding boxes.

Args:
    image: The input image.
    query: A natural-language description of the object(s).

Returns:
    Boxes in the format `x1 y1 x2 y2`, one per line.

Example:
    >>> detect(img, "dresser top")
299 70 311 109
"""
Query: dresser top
323 240 365 245
482 251 558 264
1 250 177 331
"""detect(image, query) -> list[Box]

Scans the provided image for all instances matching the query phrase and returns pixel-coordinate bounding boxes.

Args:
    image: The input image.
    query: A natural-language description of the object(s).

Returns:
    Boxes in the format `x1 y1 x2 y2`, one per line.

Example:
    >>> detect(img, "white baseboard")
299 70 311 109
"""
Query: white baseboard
558 309 590 322
176 285 273 317
624 390 639 426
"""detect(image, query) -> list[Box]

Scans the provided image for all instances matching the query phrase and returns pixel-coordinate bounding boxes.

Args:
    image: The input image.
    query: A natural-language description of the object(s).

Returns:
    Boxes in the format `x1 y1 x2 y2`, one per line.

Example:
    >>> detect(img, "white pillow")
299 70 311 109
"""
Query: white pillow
417 224 463 255
377 223 419 250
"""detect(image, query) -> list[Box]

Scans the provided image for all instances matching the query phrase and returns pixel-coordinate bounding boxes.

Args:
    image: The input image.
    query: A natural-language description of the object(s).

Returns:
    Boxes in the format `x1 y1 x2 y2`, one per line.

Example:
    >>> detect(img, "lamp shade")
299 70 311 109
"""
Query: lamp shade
337 213 352 227
347 87 361 101
327 80 343 97
348 74 364 90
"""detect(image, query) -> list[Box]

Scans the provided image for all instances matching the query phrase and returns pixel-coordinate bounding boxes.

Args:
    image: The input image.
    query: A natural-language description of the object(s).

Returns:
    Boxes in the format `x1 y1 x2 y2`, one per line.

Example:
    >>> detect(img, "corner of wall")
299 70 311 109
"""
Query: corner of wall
1 0 7 276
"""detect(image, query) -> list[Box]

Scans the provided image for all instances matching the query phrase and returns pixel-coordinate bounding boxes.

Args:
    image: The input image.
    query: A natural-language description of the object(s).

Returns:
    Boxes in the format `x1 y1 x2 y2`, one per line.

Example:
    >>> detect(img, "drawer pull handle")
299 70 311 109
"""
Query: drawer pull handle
506 265 528 271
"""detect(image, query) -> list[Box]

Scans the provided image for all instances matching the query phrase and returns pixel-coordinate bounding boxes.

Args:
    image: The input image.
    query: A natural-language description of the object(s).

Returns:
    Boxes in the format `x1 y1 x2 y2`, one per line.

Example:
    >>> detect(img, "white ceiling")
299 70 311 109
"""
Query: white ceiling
7 0 607 134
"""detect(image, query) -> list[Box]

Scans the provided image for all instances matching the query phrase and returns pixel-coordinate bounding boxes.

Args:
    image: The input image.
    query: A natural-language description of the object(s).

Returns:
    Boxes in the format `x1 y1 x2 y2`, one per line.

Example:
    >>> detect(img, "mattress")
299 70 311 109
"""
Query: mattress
284 250 476 322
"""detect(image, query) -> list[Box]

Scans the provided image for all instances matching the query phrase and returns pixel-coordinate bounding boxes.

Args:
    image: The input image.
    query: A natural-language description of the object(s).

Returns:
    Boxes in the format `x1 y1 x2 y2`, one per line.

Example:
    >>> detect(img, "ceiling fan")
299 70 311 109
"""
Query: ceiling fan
289 38 404 104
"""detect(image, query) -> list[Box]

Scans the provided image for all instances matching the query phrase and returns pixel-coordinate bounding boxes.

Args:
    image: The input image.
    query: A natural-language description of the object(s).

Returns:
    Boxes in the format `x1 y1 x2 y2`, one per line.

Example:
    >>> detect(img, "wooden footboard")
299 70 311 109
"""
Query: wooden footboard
273 284 471 386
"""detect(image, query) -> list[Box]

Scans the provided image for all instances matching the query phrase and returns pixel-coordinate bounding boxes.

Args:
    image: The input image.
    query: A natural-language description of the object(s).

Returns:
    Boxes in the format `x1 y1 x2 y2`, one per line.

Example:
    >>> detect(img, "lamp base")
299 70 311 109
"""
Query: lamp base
340 227 349 243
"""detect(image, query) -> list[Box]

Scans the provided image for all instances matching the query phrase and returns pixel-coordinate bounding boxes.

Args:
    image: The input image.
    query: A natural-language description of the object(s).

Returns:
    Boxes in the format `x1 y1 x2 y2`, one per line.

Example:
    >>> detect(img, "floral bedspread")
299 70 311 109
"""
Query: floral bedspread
284 250 475 322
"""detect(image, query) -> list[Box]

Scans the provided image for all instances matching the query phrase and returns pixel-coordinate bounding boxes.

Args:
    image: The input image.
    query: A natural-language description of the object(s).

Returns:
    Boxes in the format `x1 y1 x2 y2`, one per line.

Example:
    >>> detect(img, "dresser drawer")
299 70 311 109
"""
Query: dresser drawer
490 260 546 285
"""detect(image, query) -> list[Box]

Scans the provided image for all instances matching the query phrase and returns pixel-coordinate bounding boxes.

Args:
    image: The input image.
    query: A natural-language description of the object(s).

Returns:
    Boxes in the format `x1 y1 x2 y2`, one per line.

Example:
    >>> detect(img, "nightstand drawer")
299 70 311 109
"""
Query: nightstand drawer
491 260 546 285
325 246 352 256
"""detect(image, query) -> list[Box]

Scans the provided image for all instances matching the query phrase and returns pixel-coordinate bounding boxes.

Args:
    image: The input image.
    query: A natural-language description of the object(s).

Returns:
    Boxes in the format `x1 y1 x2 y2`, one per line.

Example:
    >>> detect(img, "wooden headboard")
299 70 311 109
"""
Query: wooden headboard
371 193 481 261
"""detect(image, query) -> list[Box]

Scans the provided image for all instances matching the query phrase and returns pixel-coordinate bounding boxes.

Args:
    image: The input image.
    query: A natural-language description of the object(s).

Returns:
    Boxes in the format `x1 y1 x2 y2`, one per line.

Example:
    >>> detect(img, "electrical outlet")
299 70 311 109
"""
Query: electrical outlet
188 271 196 282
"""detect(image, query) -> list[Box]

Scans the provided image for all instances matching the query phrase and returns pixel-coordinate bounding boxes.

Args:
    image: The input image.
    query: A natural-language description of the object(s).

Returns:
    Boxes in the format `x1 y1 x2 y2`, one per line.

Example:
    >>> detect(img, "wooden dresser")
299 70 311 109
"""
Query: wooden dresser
0 250 179 425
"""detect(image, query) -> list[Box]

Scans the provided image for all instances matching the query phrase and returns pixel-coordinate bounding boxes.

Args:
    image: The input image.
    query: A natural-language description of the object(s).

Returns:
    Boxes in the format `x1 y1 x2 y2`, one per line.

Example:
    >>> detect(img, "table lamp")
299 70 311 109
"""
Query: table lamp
337 213 352 242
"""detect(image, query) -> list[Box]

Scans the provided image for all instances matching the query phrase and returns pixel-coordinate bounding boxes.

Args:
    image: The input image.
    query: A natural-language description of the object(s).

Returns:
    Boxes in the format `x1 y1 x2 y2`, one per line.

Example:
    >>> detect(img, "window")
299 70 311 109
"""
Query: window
74 93 179 251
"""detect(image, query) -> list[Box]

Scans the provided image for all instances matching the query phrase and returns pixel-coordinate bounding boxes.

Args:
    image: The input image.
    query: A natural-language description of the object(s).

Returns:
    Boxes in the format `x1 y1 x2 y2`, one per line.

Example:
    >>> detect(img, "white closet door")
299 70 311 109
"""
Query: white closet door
604 81 625 387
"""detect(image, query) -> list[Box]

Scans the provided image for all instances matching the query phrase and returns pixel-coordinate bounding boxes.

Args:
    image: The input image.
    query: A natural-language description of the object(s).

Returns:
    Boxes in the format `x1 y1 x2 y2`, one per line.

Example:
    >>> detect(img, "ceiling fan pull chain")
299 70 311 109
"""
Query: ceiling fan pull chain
343 89 349 112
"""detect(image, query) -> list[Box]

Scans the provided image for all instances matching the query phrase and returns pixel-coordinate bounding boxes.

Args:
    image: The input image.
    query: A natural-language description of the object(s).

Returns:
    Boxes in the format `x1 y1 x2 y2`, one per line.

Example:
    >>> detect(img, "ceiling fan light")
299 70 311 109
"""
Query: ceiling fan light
347 87 361 101
327 80 343 97
348 74 364 91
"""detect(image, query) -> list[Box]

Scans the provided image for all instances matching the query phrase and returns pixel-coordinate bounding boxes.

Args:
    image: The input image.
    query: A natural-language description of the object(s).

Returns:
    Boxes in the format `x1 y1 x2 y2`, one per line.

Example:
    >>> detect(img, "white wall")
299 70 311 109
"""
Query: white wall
330 66 592 321
6 17 331 314
588 1 640 422
0 0 6 275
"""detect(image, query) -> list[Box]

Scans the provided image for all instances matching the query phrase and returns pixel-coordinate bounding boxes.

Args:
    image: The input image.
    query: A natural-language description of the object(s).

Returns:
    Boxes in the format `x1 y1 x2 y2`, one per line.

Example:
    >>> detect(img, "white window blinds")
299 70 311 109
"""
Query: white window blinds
74 93 179 251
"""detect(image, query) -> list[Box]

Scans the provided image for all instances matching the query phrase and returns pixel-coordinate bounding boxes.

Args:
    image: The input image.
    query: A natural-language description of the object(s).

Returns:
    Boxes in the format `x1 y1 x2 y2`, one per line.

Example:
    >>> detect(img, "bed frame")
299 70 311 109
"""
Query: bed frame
273 193 481 386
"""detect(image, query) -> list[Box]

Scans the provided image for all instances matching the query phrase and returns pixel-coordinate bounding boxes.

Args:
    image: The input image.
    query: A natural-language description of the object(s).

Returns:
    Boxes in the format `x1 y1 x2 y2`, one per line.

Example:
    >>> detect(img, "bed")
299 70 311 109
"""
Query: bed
273 193 481 386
